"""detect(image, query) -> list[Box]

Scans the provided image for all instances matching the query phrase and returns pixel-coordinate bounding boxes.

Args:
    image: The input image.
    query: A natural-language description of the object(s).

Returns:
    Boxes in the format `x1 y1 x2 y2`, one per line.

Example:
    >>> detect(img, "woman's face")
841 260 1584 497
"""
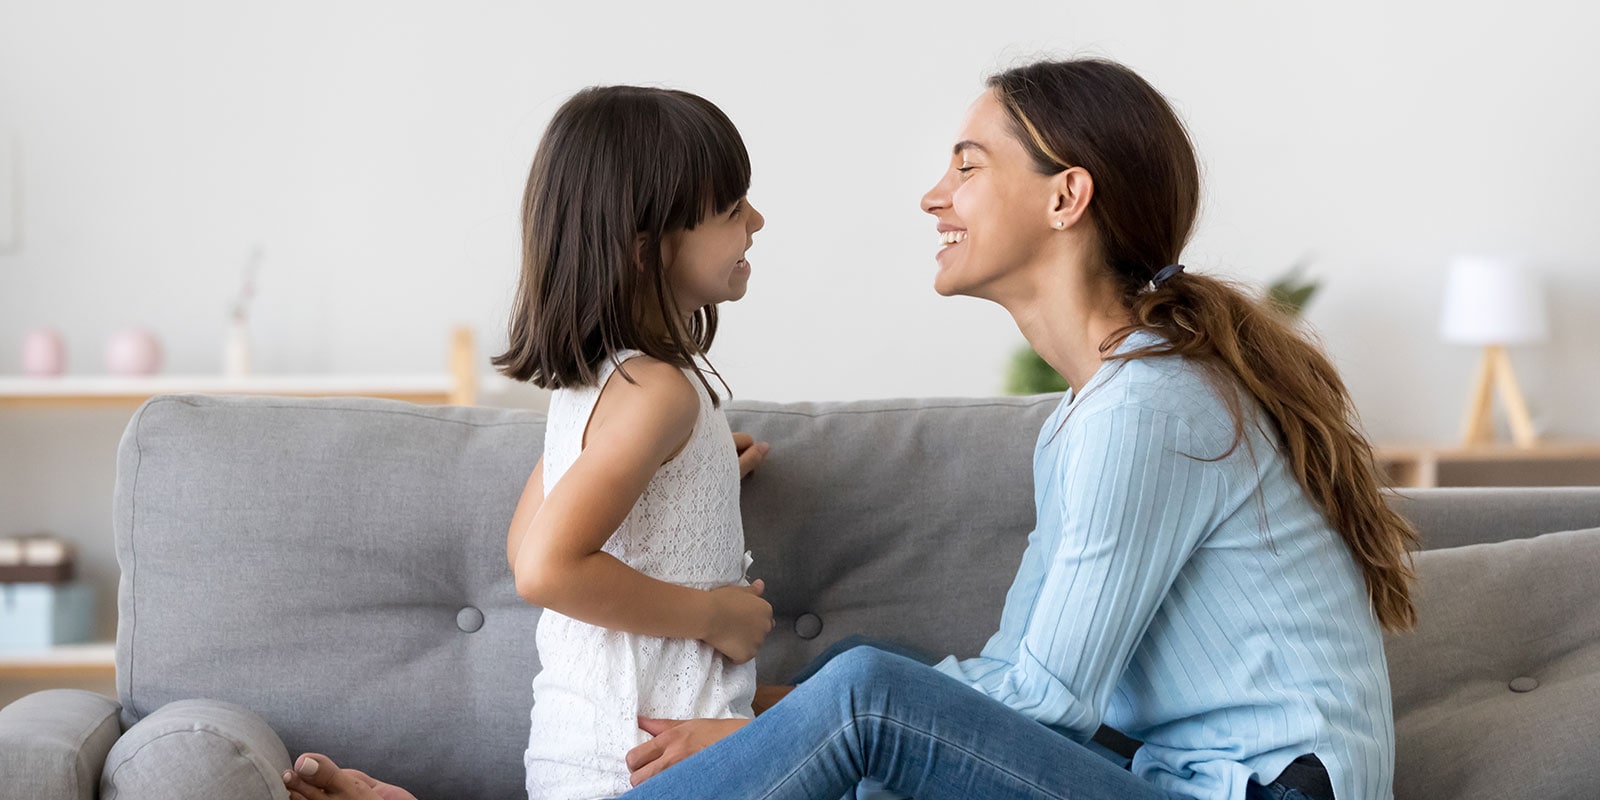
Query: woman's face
920 89 1062 301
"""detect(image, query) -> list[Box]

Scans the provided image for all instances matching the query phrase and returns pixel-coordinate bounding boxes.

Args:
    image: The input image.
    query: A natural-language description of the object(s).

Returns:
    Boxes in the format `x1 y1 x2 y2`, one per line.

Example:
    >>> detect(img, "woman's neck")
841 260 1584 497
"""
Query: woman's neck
1003 257 1133 392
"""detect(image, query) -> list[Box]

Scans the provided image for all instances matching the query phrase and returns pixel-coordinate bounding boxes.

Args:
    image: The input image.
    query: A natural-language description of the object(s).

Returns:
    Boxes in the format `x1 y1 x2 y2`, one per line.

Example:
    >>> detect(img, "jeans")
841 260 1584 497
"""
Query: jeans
619 644 1177 800
620 640 1323 800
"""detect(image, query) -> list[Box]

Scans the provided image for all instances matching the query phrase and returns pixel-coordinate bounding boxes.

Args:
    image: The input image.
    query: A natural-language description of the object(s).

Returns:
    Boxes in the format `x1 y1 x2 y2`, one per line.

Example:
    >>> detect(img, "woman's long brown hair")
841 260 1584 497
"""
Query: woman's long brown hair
991 59 1418 631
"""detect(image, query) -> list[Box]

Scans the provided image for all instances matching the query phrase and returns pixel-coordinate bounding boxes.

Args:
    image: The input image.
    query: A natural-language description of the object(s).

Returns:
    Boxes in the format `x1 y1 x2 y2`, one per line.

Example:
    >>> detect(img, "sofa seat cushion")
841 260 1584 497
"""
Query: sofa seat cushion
1385 526 1600 800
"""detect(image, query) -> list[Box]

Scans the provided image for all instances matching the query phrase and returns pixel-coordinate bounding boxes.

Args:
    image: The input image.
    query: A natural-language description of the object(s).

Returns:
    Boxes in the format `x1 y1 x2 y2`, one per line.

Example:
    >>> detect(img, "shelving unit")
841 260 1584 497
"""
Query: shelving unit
0 326 479 408
0 326 479 681
0 642 116 680
1376 441 1600 488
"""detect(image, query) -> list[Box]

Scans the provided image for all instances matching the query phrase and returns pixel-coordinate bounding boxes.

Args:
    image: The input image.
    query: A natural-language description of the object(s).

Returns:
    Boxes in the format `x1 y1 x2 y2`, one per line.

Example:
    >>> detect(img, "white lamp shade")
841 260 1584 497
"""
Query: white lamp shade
1439 257 1548 345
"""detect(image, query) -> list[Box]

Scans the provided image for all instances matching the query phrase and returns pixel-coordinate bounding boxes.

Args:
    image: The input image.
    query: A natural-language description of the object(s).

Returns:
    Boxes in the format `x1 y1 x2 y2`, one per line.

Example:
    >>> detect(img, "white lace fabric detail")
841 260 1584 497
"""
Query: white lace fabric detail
525 351 756 800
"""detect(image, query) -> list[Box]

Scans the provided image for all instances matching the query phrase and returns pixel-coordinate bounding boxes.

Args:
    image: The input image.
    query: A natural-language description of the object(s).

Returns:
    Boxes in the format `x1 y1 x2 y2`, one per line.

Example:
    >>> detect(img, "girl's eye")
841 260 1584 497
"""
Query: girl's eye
729 201 744 218
957 166 977 175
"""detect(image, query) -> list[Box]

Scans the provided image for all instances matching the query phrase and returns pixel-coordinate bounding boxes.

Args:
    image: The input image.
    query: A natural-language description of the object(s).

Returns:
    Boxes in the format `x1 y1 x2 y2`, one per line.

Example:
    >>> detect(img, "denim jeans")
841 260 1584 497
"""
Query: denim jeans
619 644 1177 800
620 640 1322 800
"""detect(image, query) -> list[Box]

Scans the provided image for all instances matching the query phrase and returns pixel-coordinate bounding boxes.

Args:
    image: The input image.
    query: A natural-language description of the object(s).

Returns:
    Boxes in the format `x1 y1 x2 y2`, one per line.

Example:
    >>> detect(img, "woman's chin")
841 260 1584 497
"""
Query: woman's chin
933 263 972 298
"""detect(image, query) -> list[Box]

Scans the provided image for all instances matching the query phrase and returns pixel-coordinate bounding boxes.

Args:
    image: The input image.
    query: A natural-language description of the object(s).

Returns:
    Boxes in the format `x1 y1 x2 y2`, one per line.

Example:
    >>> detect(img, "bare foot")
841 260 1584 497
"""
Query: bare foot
281 753 418 800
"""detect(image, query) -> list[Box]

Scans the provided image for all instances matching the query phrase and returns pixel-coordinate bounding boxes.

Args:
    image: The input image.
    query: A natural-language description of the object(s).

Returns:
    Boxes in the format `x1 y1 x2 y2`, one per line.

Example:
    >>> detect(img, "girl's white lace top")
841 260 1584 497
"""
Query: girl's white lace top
524 350 756 800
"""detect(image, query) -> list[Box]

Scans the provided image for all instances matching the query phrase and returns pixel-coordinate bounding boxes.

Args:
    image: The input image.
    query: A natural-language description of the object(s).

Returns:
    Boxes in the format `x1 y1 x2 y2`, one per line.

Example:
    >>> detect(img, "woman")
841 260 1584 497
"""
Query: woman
284 57 1414 800
615 57 1415 800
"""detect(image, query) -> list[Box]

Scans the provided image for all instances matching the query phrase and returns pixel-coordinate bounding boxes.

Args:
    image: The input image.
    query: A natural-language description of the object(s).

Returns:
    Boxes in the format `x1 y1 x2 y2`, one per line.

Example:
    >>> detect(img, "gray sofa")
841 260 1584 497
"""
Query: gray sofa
3 394 1598 799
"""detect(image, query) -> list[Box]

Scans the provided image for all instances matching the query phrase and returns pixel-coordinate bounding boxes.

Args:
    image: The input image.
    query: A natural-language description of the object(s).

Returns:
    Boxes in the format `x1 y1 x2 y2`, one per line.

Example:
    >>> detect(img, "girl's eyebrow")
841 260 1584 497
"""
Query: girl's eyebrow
953 140 989 156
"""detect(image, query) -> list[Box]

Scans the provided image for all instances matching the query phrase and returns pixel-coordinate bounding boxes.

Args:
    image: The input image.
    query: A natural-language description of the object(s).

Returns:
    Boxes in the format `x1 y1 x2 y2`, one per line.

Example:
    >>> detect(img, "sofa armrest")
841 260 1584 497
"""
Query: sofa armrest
0 689 123 800
101 698 291 800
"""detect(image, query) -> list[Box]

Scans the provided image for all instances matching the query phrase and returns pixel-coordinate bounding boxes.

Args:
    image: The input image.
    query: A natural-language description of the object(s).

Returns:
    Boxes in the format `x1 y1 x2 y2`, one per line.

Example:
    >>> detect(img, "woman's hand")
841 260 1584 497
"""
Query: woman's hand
627 717 749 786
704 579 772 664
733 432 769 479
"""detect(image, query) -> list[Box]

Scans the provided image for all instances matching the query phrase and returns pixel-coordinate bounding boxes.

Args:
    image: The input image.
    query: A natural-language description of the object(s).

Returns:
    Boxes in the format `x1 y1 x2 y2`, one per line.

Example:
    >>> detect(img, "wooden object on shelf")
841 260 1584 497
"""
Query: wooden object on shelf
0 326 478 408
0 641 115 680
1375 441 1600 489
1460 344 1537 448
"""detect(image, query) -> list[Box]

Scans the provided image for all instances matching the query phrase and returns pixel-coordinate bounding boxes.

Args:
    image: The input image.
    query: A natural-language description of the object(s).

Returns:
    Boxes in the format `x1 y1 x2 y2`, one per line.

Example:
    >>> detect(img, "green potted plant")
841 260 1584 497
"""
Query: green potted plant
1004 261 1320 394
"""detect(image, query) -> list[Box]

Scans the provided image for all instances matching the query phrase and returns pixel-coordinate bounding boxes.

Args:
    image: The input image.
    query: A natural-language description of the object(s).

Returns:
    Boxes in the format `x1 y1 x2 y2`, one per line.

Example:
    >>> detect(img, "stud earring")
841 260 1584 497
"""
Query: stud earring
1053 220 1065 229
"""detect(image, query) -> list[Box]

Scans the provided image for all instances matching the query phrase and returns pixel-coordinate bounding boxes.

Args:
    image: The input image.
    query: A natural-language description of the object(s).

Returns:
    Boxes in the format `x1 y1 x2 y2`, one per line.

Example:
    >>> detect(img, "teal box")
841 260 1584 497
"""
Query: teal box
0 582 94 649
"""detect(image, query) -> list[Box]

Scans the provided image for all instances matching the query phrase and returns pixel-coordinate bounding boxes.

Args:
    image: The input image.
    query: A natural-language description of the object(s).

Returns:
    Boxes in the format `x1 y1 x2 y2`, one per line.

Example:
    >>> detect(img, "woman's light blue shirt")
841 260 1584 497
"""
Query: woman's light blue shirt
933 330 1395 800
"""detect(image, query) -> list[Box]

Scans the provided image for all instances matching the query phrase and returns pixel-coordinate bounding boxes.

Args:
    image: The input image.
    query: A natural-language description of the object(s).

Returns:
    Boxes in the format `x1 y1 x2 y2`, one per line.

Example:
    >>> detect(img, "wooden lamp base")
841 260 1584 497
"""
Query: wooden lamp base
1460 344 1537 448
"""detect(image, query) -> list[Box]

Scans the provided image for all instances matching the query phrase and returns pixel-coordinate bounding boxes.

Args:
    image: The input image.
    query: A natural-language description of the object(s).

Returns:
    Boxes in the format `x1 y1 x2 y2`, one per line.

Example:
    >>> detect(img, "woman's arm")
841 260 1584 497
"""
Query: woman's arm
510 358 772 662
938 404 1222 738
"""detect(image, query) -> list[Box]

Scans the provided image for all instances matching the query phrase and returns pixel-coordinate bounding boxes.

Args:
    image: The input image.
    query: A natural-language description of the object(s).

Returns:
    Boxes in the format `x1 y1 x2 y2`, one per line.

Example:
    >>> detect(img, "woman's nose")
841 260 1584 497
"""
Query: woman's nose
748 203 766 234
921 178 948 215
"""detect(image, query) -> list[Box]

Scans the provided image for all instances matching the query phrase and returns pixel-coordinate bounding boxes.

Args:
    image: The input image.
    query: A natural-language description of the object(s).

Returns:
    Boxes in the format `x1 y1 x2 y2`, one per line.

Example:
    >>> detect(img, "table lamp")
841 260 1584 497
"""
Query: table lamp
1439 256 1547 448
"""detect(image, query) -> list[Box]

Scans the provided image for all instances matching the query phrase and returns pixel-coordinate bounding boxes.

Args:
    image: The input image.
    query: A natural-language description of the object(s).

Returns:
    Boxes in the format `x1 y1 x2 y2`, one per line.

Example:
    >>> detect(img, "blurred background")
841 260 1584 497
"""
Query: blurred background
1 0 1597 703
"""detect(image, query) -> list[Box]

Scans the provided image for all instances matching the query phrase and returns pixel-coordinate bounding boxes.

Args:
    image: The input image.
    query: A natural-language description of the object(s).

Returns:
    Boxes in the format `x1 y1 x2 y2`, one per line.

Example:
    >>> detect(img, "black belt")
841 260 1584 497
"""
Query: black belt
1266 754 1333 800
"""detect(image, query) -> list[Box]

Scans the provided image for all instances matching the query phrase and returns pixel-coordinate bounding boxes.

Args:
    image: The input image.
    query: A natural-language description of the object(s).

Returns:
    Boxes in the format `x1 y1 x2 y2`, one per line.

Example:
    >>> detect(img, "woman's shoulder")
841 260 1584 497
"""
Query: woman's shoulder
1068 348 1243 453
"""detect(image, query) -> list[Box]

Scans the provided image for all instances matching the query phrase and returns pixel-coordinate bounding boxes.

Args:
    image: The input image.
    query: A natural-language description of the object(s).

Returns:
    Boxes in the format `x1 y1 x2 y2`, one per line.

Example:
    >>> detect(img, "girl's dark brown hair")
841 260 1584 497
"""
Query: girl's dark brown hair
492 85 750 404
989 59 1418 631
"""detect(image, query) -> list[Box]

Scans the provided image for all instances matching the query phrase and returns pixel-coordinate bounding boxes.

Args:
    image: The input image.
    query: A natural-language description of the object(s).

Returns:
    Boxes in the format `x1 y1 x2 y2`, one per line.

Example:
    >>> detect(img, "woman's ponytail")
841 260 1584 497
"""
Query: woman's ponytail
1117 273 1419 631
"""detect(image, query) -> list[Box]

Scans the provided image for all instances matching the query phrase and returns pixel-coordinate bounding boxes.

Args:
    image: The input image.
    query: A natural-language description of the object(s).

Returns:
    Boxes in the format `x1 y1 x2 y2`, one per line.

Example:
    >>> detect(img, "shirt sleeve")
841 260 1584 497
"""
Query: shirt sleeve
933 402 1226 740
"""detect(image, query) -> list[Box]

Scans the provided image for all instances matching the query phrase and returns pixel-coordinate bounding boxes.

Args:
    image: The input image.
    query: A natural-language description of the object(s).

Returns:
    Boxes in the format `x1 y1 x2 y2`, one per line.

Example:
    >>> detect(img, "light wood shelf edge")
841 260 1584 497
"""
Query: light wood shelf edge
0 326 478 408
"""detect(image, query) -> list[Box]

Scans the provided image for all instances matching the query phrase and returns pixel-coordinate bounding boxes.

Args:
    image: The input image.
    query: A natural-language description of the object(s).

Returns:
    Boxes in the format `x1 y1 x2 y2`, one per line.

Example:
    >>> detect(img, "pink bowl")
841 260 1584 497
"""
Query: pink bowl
105 328 163 376
21 328 67 377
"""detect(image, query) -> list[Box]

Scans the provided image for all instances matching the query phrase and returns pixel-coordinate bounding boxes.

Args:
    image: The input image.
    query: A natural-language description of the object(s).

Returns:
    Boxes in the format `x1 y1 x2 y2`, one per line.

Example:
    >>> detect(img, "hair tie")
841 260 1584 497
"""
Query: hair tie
1151 263 1186 288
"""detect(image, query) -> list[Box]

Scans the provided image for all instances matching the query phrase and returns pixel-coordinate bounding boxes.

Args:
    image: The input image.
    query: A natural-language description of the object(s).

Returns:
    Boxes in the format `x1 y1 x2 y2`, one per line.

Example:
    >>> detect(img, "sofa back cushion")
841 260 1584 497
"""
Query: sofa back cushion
1384 526 1600 800
115 396 546 800
114 393 1056 799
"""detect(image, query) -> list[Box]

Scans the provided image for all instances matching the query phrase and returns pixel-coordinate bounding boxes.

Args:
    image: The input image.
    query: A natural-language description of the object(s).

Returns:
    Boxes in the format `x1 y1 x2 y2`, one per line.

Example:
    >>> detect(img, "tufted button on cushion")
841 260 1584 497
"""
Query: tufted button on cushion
456 606 484 633
1384 526 1600 800
794 613 823 640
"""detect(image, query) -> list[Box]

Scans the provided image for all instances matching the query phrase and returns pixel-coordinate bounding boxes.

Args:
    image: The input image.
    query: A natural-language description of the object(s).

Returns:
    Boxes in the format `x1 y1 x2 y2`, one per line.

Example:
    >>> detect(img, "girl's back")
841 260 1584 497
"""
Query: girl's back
525 352 755 800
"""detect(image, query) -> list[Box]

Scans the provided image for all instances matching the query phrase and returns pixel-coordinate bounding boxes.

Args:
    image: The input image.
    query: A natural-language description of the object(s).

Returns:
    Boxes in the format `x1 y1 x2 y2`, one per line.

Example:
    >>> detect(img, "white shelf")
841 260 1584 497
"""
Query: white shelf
0 374 452 400
0 641 115 676
0 326 481 408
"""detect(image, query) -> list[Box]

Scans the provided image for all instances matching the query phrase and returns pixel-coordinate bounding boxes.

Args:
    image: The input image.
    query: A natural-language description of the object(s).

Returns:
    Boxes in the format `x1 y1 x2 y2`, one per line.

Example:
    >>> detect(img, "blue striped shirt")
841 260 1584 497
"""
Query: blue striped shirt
933 330 1395 800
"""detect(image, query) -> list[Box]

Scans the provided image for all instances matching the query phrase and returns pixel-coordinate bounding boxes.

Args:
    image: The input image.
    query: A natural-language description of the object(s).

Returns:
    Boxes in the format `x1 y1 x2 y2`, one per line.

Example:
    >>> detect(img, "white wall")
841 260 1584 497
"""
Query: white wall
1 0 1598 653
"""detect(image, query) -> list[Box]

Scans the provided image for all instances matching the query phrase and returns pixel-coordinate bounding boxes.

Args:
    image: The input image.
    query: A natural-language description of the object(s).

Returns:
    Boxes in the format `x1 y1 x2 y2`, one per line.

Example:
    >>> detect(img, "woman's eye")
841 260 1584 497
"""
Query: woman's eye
957 166 977 174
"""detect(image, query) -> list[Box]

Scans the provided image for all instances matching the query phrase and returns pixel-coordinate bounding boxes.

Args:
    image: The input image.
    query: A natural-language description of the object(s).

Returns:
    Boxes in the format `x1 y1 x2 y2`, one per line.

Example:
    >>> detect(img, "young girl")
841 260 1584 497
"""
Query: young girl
493 85 772 800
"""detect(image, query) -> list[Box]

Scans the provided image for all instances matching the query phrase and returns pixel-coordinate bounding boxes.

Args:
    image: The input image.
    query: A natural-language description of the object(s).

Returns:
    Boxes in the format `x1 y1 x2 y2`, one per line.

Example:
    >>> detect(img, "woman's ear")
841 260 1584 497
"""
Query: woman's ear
1047 167 1095 230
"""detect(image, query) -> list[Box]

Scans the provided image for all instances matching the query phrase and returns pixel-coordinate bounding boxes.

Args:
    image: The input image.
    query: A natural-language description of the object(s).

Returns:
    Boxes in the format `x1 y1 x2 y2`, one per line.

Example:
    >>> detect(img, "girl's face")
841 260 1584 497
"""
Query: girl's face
920 89 1062 301
661 196 765 314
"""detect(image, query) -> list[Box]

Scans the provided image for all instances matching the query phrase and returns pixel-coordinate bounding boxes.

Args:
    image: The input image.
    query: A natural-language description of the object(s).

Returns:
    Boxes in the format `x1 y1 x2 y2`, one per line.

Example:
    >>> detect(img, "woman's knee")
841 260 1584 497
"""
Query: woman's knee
814 645 918 689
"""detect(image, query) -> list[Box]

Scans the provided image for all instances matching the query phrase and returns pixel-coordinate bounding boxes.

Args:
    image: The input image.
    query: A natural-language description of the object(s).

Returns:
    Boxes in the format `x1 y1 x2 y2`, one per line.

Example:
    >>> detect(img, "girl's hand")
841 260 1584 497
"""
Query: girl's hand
627 717 749 786
732 432 769 479
704 579 772 664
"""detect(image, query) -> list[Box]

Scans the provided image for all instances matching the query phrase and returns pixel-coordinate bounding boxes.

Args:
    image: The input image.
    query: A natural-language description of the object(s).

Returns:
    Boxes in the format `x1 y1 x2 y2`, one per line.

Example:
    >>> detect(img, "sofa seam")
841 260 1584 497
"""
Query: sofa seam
734 397 1061 420
124 398 152 719
155 395 541 428
67 702 122 798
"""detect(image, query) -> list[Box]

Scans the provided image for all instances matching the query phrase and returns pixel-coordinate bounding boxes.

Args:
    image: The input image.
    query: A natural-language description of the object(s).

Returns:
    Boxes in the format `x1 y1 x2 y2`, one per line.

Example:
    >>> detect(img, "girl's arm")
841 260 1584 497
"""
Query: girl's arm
506 456 544 572
510 358 772 663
